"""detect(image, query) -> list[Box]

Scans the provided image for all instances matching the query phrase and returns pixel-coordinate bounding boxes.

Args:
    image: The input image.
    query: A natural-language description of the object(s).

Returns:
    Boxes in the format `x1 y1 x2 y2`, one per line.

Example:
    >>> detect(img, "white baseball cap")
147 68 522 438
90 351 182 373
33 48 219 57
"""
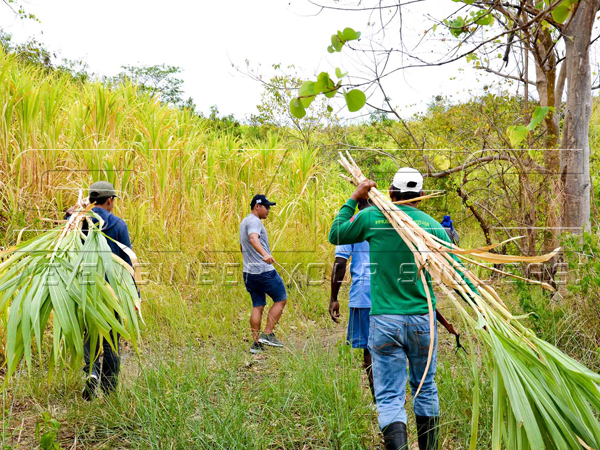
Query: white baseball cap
392 167 423 193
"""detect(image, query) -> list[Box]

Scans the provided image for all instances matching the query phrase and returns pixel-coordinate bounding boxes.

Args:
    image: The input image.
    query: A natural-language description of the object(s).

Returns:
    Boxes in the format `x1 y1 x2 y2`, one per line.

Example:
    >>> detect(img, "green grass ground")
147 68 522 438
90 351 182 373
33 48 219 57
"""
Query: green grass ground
3 268 599 450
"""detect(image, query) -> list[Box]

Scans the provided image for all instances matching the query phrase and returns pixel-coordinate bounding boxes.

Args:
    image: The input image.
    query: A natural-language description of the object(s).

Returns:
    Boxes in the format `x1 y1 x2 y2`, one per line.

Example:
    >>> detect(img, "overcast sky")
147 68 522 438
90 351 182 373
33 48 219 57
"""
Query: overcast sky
0 0 507 120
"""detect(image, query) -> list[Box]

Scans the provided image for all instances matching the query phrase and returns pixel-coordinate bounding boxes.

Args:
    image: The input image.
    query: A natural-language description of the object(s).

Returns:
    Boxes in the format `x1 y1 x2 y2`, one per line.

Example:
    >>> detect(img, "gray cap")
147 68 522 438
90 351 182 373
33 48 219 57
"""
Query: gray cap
89 181 119 198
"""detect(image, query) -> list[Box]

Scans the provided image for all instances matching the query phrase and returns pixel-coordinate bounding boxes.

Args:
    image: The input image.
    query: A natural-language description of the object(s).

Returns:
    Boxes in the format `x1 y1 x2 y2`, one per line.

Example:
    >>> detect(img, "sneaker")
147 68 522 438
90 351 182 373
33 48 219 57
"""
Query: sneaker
258 332 283 348
82 374 99 401
250 341 265 354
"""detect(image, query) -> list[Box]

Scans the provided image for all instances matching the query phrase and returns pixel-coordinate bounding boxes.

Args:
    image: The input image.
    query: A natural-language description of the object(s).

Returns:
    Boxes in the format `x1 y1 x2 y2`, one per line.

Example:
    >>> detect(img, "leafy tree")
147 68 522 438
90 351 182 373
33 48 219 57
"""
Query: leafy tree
0 29 90 82
253 69 337 146
110 64 194 108
0 29 53 68
56 57 90 83
206 105 241 134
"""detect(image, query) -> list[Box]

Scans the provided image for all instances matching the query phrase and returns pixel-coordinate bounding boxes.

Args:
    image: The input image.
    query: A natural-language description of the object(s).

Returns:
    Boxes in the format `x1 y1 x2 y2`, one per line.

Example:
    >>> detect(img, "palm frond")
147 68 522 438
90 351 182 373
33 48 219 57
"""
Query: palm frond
0 206 142 387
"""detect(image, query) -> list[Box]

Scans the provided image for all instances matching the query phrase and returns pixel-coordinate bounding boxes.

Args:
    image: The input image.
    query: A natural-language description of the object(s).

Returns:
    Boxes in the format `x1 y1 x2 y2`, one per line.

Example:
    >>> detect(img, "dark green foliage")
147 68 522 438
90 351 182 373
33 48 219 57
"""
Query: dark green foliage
36 412 61 450
205 105 241 134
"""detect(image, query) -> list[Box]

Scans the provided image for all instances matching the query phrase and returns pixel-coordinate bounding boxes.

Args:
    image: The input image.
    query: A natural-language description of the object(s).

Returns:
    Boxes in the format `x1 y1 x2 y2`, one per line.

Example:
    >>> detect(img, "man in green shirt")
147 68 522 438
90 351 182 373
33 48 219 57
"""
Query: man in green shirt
329 168 470 450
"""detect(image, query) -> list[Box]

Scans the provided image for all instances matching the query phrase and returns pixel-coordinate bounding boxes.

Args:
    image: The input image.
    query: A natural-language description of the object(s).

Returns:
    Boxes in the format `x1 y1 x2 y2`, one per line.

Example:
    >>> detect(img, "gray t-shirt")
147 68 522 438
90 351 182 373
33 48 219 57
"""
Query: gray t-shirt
240 214 273 274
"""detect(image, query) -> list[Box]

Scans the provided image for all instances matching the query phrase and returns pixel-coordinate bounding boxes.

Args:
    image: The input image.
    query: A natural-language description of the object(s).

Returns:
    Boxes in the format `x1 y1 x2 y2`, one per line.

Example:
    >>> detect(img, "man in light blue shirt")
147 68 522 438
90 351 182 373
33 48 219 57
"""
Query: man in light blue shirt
329 199 375 400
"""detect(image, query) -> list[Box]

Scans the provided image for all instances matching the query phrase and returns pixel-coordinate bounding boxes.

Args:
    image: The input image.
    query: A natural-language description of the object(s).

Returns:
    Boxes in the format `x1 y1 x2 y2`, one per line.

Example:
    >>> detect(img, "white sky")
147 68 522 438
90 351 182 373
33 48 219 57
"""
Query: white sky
0 0 506 120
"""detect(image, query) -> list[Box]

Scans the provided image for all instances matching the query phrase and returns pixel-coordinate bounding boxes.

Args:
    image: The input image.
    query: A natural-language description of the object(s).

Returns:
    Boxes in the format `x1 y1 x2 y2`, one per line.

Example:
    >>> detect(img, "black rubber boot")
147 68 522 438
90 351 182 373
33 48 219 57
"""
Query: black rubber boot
416 415 439 450
382 421 408 450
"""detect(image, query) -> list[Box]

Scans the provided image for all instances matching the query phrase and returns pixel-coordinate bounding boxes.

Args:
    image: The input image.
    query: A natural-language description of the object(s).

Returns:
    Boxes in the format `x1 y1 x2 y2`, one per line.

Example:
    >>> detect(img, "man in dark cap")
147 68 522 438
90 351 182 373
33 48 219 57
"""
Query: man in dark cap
239 194 287 354
67 181 134 399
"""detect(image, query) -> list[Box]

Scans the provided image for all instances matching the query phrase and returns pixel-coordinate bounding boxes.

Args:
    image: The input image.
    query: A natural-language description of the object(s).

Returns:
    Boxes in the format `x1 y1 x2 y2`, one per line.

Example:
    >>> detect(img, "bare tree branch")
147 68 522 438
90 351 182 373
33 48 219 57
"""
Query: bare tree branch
306 0 424 12
475 65 535 84
457 185 493 246
424 154 551 178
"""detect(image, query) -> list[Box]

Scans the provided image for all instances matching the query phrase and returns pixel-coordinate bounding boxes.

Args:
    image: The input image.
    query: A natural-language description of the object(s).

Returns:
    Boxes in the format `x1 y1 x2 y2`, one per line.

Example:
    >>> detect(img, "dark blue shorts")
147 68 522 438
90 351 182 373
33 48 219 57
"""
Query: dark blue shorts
347 307 371 349
243 270 288 308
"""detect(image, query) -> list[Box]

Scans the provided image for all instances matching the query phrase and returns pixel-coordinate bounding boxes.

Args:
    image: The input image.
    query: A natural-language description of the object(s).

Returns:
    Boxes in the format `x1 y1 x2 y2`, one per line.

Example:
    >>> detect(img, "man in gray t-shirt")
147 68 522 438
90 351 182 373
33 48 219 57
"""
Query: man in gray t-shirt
240 194 287 354
240 214 273 274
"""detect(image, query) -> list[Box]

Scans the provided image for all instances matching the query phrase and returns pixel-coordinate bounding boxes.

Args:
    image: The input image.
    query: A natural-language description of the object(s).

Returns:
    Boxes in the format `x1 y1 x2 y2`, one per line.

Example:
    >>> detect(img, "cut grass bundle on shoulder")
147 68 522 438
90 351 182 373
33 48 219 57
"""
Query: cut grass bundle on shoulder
0 202 142 387
338 151 600 450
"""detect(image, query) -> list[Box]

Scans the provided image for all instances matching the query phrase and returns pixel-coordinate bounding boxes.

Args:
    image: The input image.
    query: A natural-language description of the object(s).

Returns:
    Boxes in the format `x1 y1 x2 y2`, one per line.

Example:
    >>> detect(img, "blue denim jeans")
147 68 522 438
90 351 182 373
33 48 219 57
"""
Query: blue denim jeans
368 314 439 429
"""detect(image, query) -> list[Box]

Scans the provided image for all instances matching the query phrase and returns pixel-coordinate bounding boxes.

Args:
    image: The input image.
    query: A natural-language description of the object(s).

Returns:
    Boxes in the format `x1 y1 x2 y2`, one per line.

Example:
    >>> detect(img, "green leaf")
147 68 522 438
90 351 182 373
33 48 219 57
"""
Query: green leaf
335 67 348 78
315 72 330 92
331 34 343 52
527 106 550 131
324 79 338 98
289 98 306 119
327 46 335 54
341 27 357 41
475 13 494 26
40 433 56 450
508 125 528 148
299 81 316 96
327 105 333 113
450 18 465 37
551 3 570 23
344 89 366 112
298 81 316 108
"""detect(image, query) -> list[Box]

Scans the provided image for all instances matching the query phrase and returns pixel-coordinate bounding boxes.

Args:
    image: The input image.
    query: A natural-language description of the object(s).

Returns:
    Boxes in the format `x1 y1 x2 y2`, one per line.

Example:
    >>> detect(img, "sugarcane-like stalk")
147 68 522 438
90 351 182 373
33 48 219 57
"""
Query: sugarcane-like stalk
338 151 600 450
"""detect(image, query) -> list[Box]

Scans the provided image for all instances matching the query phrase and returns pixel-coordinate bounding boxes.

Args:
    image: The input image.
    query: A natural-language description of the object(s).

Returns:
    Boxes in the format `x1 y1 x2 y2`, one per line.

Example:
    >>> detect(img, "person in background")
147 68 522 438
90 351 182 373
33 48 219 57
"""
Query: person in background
329 198 375 402
440 215 460 246
66 181 133 400
239 194 287 354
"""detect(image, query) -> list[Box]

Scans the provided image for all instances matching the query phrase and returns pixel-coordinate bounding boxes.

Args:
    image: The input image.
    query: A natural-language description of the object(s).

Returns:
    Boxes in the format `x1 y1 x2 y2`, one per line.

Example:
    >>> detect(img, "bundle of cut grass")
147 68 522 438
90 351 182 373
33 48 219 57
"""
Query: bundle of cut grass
339 151 600 450
0 199 142 387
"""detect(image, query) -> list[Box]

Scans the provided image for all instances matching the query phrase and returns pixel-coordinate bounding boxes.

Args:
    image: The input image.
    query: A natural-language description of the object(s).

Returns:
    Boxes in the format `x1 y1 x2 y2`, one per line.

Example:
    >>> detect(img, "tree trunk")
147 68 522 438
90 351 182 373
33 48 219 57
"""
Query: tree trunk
533 29 561 151
560 0 599 233
531 29 562 280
